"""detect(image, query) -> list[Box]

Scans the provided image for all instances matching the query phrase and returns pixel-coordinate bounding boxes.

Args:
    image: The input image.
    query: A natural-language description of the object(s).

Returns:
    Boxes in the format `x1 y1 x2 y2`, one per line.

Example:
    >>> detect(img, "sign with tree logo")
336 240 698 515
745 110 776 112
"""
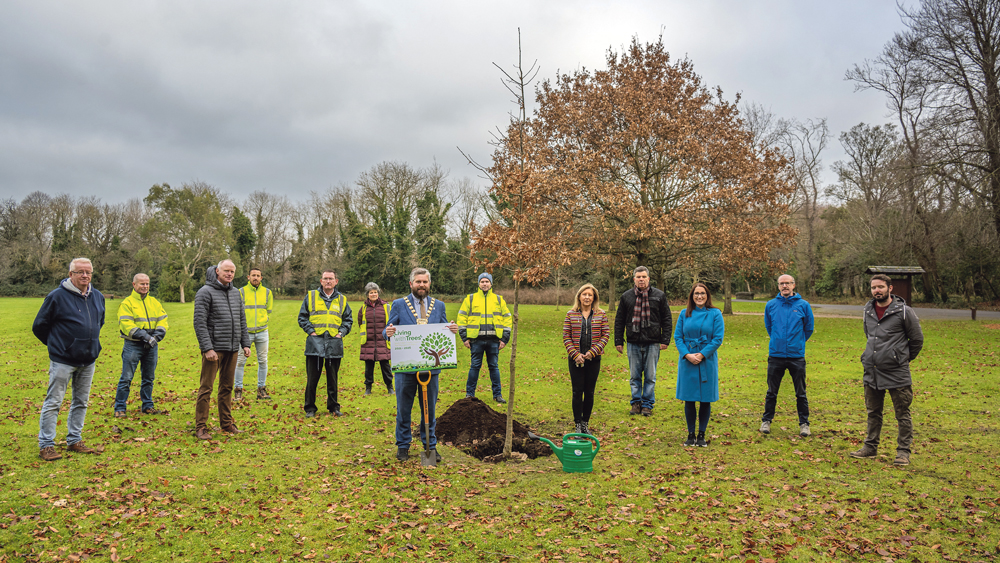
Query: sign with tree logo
389 323 458 373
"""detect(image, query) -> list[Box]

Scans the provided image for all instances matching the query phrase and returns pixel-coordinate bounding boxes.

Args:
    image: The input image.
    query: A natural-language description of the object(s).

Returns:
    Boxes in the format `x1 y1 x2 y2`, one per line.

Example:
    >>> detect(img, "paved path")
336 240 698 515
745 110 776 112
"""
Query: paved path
733 300 999 321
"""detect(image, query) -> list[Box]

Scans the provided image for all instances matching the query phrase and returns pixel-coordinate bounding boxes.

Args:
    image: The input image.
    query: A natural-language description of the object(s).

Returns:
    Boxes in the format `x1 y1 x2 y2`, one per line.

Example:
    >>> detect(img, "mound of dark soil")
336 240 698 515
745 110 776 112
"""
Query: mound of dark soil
436 397 551 460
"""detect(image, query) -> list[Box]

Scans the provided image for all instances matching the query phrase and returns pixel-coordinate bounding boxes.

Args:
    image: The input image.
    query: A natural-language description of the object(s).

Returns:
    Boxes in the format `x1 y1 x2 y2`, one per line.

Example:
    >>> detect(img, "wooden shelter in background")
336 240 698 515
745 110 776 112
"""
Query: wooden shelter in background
864 266 926 304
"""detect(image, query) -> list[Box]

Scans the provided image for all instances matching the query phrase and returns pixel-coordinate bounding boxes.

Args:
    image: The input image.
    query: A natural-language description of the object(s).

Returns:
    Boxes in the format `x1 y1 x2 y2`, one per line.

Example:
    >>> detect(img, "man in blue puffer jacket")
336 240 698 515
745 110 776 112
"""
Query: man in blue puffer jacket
32 257 106 462
759 274 815 438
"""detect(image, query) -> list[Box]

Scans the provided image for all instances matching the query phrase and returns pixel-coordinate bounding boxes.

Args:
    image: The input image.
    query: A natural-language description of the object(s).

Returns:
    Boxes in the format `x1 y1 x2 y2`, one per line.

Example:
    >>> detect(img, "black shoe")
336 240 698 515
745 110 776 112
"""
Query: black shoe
432 449 442 463
388 387 395 395
684 432 696 447
364 387 372 396
696 432 708 447
396 448 409 461
580 421 590 435
332 409 342 417
305 411 316 418
574 422 583 433
494 396 507 404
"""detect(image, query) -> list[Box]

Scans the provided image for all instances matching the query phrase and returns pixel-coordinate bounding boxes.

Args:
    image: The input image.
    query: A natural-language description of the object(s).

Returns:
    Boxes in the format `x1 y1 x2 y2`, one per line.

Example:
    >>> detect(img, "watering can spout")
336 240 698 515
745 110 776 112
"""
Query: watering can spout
536 436 563 458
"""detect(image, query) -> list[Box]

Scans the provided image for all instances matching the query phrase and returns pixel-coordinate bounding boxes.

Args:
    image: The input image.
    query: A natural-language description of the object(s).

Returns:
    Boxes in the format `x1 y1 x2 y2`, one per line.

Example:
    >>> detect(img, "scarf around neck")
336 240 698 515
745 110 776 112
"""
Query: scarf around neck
632 285 650 330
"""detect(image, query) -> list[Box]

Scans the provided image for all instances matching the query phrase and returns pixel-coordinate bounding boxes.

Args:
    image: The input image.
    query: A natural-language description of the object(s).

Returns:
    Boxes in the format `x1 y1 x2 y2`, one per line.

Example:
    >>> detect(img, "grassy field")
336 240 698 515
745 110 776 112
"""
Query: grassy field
0 297 997 562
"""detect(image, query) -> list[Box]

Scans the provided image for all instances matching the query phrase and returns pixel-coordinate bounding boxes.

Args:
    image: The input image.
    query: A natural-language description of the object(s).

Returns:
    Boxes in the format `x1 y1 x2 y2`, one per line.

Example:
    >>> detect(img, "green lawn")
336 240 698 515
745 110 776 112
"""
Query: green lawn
1 297 997 562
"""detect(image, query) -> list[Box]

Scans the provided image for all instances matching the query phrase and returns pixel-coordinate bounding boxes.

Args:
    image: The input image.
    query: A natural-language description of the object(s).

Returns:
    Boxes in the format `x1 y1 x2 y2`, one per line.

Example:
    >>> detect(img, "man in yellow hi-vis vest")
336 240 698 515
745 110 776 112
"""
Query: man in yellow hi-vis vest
297 269 353 417
235 267 273 401
114 273 169 417
458 272 512 403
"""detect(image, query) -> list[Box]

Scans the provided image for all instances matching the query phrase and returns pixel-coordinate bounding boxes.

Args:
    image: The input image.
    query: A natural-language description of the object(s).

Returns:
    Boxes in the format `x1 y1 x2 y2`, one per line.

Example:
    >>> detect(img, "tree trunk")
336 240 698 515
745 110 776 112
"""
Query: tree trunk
554 267 561 310
503 279 519 459
608 271 617 315
723 272 733 315
179 282 186 304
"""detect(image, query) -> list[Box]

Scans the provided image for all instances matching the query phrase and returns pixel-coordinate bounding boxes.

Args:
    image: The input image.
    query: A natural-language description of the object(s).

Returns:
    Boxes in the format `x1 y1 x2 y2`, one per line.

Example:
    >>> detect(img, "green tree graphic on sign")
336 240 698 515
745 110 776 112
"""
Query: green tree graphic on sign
420 332 454 367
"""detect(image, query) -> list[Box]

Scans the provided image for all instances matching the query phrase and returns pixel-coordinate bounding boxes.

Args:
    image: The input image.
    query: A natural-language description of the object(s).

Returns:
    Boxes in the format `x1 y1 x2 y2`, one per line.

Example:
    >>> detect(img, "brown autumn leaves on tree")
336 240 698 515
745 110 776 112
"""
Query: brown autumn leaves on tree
469 36 794 458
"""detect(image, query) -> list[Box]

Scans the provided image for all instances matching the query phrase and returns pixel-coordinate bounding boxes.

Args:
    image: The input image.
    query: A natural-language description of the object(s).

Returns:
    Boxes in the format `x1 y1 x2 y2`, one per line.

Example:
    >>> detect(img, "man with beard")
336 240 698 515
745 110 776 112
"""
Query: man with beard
235 267 273 401
384 268 459 462
614 266 672 417
850 274 924 466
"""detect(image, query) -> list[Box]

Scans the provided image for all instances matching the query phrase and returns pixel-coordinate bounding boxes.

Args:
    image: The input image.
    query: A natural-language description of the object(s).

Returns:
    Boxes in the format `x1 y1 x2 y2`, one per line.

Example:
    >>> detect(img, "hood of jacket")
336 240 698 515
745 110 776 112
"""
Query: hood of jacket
774 292 803 304
61 278 91 297
205 265 230 291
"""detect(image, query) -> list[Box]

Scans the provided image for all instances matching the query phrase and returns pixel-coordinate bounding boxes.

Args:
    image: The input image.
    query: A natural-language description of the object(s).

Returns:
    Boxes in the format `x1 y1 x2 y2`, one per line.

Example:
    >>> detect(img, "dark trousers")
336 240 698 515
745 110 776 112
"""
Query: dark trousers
196 351 238 431
864 384 913 454
304 355 341 414
568 357 601 422
685 401 712 434
762 356 809 425
364 360 393 390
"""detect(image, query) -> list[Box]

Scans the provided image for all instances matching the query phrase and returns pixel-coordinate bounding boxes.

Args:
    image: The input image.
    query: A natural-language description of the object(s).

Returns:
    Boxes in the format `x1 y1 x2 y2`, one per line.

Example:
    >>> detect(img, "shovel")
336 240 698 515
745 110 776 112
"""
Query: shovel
416 371 436 467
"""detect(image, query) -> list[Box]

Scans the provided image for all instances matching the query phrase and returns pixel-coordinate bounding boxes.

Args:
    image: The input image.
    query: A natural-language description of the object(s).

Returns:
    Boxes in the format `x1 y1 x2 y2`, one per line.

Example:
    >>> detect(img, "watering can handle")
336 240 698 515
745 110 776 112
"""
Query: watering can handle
565 433 600 454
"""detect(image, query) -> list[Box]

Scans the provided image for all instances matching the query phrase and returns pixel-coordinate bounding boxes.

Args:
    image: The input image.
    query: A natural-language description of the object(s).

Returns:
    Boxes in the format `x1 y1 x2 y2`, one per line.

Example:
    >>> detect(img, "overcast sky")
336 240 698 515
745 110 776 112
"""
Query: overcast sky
0 0 912 205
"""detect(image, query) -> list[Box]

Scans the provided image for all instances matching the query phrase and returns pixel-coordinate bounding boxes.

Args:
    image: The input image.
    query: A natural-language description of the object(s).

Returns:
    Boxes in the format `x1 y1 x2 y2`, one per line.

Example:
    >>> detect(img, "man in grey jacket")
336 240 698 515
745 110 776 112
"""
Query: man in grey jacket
193 260 250 440
850 274 924 466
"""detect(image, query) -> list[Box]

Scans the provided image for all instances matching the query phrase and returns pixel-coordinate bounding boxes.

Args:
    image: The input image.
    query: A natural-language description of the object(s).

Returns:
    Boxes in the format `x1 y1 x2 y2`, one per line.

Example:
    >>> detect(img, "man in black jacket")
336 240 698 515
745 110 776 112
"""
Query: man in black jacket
850 274 924 466
614 266 672 416
193 260 250 440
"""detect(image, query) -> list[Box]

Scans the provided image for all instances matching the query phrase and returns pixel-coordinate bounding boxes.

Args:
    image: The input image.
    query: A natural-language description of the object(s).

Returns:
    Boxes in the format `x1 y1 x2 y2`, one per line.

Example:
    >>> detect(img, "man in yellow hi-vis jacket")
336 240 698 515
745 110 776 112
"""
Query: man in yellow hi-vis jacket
114 273 169 417
297 270 353 417
458 273 512 403
235 267 273 401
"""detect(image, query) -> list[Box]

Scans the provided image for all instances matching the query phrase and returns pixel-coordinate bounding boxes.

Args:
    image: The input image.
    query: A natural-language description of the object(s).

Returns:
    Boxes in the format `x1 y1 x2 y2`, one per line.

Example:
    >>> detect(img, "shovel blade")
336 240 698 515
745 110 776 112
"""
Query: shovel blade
420 450 437 467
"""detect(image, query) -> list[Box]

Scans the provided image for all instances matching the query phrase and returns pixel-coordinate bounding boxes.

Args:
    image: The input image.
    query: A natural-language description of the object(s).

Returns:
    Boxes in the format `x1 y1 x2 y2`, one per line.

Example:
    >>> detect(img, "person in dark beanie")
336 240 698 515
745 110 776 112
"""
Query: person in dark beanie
458 272 512 403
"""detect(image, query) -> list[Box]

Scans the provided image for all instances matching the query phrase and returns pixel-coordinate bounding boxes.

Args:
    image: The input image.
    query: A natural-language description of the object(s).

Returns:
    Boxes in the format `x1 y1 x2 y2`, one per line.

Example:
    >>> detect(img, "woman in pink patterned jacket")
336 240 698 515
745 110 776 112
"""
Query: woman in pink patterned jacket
562 283 610 435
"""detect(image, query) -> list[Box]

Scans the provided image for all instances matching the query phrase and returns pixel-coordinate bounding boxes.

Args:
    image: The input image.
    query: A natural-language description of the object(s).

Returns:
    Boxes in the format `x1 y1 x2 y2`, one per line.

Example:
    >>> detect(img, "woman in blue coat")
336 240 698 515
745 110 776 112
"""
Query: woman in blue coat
674 283 725 447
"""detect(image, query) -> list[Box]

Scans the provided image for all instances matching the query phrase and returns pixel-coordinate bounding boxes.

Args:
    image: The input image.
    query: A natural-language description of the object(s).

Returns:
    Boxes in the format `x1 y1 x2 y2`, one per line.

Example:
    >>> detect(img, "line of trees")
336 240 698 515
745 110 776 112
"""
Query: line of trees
0 163 484 301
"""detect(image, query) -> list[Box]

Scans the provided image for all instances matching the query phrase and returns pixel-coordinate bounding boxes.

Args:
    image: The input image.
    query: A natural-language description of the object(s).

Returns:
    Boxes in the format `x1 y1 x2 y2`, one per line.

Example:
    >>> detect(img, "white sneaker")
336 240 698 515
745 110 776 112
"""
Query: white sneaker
799 423 810 437
759 420 771 434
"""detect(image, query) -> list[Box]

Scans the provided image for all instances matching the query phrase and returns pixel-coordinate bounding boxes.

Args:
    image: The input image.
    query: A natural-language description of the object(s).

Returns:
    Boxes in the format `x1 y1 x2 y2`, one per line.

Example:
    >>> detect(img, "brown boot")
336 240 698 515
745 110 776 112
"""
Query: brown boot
257 386 270 400
221 424 242 434
629 404 641 415
850 445 877 458
68 442 100 454
234 388 243 402
196 428 212 440
39 446 62 461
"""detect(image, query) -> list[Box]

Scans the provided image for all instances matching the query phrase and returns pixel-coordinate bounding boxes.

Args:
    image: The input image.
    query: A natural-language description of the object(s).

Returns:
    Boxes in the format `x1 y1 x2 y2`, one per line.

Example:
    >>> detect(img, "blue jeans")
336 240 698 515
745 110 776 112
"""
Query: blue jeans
114 340 158 413
235 330 269 388
39 361 95 449
466 339 502 398
627 343 659 409
395 371 439 450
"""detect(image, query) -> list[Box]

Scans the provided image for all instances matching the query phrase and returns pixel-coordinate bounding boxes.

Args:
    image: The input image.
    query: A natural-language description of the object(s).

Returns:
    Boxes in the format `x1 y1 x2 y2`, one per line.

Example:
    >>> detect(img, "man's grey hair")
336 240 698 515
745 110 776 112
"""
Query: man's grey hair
410 267 431 283
777 274 795 282
218 259 236 270
633 266 649 276
363 282 381 295
69 257 92 272
132 273 149 284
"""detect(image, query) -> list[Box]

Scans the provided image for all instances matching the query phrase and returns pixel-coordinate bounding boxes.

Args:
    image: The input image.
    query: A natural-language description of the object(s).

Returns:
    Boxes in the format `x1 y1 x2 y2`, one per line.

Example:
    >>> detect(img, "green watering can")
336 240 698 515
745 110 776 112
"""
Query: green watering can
532 432 601 473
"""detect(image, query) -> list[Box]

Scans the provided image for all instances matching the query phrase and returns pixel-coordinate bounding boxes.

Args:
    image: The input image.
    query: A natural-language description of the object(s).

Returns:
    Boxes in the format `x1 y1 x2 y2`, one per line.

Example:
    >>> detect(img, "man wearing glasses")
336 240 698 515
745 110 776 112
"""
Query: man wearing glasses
759 274 815 438
32 258 106 461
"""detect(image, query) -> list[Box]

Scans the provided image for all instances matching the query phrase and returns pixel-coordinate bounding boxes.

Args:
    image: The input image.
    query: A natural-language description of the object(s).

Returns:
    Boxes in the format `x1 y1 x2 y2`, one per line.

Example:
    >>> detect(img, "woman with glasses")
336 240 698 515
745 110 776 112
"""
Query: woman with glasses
674 283 725 447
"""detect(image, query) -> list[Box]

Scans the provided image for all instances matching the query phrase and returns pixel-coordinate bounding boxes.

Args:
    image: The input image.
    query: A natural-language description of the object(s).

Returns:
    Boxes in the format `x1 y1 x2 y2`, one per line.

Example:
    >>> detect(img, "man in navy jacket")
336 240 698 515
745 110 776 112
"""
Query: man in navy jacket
32 257 106 461
384 267 459 462
759 274 815 437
